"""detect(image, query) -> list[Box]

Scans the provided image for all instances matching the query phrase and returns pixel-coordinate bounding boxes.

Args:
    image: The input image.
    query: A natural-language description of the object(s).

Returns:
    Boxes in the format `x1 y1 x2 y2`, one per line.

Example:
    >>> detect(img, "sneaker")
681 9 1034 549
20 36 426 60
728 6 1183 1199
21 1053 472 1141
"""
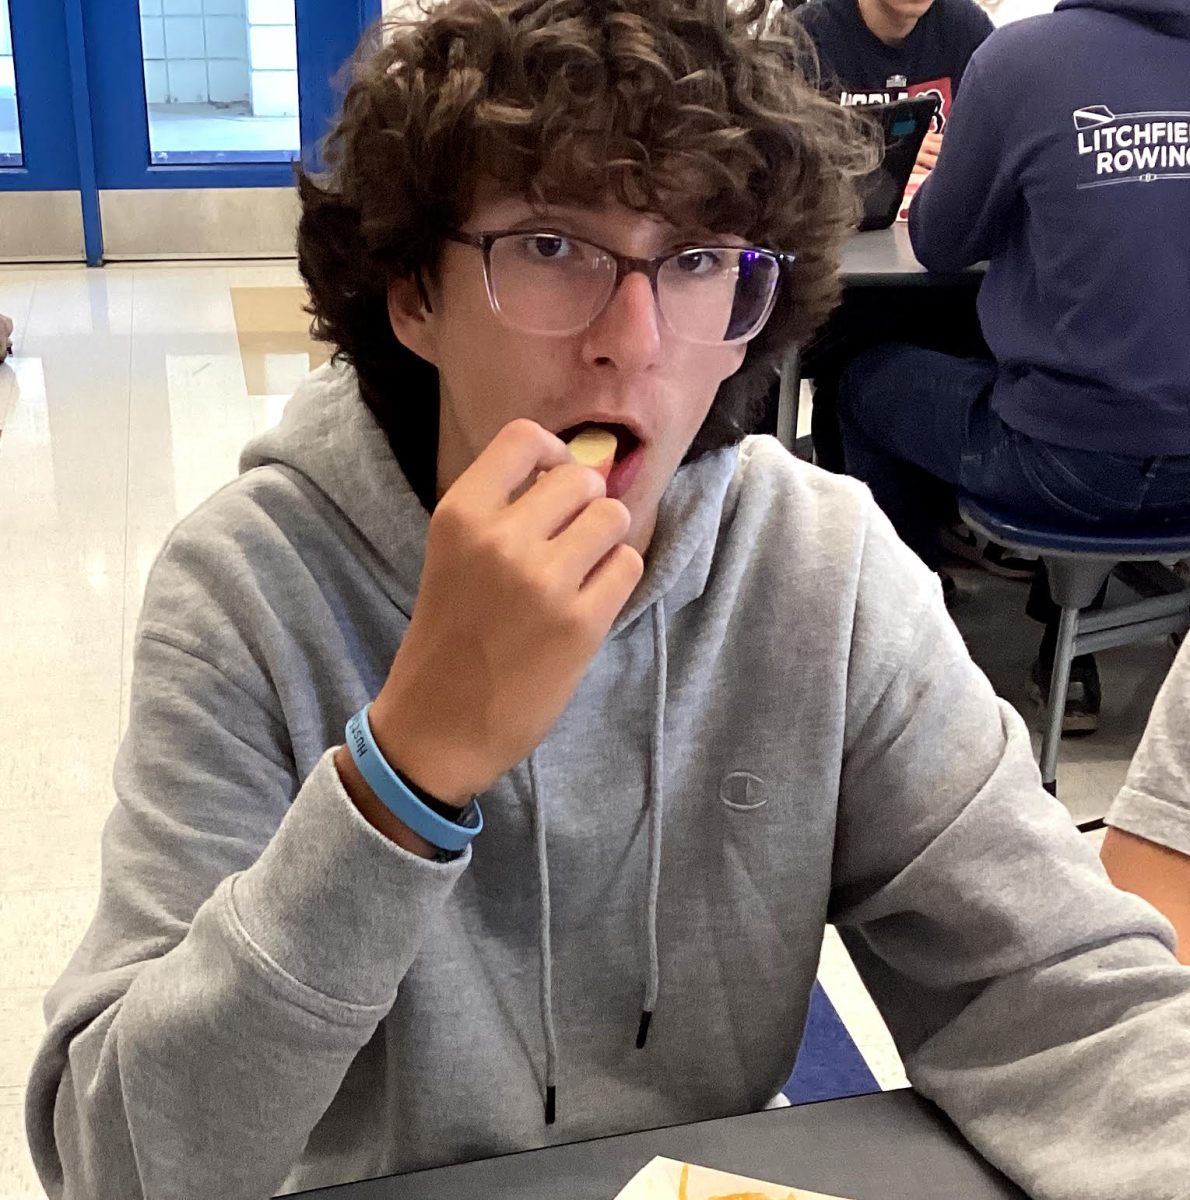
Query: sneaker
1028 656 1101 736
941 524 1035 581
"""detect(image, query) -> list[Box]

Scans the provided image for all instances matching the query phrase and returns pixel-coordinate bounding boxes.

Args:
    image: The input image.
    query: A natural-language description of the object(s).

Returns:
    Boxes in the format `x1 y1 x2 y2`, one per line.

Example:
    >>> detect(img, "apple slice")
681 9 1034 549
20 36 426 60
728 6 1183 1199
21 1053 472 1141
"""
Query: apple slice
567 426 618 481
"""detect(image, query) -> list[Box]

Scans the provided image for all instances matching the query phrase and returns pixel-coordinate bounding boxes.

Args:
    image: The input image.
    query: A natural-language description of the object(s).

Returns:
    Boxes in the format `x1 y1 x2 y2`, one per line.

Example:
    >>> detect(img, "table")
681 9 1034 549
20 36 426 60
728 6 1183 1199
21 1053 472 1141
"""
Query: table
774 226 985 450
294 1089 1028 1200
838 222 982 287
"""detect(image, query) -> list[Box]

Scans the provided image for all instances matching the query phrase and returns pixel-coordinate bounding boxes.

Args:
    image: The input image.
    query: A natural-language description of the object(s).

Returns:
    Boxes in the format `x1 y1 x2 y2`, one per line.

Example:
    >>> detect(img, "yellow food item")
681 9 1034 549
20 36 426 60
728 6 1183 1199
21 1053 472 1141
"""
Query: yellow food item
567 426 618 480
678 1162 799 1200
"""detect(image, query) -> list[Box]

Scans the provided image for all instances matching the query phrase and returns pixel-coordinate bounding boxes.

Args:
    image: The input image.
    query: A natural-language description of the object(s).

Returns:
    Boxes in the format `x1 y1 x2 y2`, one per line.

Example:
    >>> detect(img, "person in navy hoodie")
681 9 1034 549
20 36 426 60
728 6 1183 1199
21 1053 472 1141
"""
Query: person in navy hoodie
837 0 1190 732
778 0 994 489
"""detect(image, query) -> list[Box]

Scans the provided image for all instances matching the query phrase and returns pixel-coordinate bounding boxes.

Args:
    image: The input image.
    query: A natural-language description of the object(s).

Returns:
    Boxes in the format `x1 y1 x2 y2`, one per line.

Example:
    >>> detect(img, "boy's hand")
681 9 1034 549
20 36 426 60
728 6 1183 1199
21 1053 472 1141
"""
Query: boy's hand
367 418 644 805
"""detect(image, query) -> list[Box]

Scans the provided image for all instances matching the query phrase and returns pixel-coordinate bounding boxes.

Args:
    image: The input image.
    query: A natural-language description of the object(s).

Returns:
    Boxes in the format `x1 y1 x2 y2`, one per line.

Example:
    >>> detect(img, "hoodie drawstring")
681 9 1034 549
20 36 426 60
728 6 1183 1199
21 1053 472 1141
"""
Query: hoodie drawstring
638 599 668 1049
529 598 670 1125
527 752 558 1125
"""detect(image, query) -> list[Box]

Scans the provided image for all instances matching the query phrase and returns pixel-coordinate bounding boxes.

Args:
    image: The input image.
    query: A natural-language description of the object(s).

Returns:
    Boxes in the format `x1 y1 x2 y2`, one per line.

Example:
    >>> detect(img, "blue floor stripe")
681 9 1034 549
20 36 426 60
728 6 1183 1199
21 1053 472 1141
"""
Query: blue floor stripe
782 981 881 1105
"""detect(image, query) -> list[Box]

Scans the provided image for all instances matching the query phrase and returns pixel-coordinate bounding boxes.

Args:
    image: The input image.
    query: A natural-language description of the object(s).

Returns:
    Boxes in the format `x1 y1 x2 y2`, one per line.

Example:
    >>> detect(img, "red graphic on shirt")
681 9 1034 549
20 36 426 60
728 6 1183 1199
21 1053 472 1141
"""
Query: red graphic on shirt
907 77 953 133
839 77 954 131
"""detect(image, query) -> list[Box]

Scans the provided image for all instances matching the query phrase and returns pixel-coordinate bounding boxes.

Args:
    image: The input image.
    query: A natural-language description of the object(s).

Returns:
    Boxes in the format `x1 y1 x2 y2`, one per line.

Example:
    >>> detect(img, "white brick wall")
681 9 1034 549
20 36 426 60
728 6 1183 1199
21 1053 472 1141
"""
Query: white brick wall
246 0 296 118
140 0 252 107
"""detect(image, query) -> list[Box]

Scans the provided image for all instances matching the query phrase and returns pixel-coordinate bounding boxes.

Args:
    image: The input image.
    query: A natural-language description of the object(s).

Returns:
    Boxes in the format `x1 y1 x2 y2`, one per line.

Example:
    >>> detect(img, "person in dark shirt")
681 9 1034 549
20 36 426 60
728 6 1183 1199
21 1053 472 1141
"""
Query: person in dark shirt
792 0 993 172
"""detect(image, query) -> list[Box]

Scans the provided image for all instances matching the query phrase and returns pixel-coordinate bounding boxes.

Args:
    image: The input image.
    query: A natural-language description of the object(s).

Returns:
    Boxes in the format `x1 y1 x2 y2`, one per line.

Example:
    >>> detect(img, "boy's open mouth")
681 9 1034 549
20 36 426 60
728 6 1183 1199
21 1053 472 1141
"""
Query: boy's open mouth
557 421 642 464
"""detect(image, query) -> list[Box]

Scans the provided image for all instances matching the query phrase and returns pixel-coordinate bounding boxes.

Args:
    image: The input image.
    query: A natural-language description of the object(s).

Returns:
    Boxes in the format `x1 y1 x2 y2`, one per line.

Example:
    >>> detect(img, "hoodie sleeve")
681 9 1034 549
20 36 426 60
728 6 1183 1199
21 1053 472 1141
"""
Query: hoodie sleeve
26 619 468 1199
829 503 1190 1200
908 45 1019 271
1106 641 1190 857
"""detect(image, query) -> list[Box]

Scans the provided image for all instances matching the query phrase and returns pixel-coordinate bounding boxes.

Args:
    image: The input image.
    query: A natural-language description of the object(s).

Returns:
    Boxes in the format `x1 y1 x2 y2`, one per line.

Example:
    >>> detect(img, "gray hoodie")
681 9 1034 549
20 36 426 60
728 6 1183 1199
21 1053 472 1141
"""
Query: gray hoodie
27 363 1190 1200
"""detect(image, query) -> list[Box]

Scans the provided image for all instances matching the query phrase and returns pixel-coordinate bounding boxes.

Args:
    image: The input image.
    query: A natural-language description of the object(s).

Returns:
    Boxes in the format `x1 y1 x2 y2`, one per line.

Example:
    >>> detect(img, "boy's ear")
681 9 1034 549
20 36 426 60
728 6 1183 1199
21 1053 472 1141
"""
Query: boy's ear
387 273 439 366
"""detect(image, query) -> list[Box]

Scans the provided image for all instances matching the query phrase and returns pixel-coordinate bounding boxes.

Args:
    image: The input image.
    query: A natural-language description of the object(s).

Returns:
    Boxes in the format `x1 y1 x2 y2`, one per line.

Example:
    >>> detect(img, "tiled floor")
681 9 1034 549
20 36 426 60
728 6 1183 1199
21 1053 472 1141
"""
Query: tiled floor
0 260 321 1198
0 262 1155 1197
148 106 300 159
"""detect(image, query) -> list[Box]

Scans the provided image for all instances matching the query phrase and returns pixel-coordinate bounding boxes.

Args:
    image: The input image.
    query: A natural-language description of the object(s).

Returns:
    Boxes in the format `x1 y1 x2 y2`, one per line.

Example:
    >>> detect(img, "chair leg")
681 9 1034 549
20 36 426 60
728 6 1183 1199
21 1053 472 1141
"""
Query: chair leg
1040 605 1080 796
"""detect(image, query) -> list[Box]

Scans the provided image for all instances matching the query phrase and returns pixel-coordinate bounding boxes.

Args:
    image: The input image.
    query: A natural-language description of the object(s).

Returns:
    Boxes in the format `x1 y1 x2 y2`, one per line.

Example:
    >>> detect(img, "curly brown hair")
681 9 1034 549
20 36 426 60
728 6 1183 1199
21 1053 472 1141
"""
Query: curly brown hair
297 0 873 495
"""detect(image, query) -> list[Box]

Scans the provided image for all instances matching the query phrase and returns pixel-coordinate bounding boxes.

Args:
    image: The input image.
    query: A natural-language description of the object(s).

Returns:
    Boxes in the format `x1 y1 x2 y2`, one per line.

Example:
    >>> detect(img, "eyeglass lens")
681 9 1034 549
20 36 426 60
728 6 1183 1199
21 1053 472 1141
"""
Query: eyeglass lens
484 234 779 344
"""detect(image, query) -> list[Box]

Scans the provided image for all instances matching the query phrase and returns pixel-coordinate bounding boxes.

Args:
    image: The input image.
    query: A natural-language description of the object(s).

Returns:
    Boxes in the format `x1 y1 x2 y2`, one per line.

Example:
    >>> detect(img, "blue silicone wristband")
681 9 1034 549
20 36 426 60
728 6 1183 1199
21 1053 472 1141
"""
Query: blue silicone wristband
345 705 482 853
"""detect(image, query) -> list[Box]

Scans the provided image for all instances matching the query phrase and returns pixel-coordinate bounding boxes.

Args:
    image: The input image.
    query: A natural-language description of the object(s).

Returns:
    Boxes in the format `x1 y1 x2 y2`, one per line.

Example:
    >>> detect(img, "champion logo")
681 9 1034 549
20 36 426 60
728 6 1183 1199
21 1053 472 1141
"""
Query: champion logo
719 771 769 812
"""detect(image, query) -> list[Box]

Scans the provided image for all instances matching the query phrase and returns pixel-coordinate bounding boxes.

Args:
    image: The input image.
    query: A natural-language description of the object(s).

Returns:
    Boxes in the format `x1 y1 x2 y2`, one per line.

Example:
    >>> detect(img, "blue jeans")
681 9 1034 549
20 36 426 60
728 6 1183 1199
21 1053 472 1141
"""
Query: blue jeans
838 343 1190 572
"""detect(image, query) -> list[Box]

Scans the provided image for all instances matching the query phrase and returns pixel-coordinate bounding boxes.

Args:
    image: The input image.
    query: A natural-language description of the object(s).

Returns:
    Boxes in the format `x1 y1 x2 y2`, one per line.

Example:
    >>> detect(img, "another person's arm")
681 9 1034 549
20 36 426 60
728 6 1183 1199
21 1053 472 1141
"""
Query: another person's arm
1100 642 1190 964
907 43 1017 271
828 502 1190 1200
1101 830 1190 963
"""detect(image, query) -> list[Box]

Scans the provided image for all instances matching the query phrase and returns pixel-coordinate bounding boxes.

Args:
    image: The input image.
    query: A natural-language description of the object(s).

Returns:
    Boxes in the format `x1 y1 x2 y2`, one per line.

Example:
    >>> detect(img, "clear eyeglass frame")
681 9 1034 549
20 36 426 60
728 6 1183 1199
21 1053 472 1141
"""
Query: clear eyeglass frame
443 229 796 346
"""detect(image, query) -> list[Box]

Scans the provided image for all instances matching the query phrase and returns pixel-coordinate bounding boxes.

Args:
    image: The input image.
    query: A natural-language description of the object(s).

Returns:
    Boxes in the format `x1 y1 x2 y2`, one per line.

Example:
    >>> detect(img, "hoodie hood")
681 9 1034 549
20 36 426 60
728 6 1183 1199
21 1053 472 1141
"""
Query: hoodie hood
1056 0 1190 36
240 360 740 635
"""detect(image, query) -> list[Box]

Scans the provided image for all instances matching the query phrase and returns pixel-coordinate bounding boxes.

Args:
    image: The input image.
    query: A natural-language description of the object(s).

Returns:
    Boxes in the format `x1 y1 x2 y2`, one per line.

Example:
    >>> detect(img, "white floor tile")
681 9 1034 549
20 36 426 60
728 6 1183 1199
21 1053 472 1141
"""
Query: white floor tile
3 808 108 895
816 926 905 1090
125 341 255 528
0 734 121 816
0 352 131 539
0 271 39 342
131 267 239 336
19 270 134 342
0 621 123 750
0 367 17 433
0 990 47 1090
224 261 304 289
0 889 100 991
0 1097 43 1200
852 1039 911 1092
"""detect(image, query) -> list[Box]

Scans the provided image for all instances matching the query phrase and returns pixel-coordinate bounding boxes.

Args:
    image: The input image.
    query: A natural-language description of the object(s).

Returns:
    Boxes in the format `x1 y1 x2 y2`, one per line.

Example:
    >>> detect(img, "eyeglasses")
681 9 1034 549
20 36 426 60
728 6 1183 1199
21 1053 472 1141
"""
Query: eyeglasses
443 229 794 346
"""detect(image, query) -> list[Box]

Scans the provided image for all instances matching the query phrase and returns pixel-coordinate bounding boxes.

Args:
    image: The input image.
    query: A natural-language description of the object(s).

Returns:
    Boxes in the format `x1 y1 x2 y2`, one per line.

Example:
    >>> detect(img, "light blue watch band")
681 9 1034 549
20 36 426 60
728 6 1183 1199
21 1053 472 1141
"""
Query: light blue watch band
345 705 482 853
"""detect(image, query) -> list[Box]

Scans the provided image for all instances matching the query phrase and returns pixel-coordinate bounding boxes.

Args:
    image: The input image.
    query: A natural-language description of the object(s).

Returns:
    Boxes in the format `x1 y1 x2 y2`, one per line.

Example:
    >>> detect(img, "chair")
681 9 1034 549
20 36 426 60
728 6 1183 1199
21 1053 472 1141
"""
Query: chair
956 495 1190 808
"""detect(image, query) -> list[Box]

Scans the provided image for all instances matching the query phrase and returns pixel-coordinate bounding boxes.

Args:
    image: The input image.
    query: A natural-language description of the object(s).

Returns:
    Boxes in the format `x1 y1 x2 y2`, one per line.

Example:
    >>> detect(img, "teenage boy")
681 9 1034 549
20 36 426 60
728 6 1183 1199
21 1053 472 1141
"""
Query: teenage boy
28 2 1190 1198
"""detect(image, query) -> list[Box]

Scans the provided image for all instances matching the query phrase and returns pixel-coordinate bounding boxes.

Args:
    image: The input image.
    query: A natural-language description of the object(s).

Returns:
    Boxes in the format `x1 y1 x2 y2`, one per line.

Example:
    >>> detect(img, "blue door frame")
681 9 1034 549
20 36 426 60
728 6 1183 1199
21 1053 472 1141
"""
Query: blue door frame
2 0 84 192
1 0 380 264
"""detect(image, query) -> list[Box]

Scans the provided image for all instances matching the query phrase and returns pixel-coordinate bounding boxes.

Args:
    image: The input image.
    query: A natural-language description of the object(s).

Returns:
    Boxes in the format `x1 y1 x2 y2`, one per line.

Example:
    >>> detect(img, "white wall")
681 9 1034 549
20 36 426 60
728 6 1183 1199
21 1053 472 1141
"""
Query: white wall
140 0 252 107
381 0 428 17
247 0 297 117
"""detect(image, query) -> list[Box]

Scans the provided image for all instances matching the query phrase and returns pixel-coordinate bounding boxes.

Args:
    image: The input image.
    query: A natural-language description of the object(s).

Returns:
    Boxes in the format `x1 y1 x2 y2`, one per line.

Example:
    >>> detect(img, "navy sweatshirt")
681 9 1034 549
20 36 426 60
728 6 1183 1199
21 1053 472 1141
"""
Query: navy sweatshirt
793 0 993 126
910 0 1190 456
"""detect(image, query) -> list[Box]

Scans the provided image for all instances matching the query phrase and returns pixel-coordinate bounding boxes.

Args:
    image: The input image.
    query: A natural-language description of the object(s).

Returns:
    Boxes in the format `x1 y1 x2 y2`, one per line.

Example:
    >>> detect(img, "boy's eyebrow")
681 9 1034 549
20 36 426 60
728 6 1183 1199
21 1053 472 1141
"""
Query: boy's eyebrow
480 208 734 249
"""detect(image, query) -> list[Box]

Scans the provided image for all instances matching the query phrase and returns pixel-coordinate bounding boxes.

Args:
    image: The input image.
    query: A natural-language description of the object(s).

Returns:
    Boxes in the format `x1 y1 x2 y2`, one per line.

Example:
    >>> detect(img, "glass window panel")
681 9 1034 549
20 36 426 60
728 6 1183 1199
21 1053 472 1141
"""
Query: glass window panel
248 25 296 72
0 0 22 167
248 0 295 25
140 0 299 166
